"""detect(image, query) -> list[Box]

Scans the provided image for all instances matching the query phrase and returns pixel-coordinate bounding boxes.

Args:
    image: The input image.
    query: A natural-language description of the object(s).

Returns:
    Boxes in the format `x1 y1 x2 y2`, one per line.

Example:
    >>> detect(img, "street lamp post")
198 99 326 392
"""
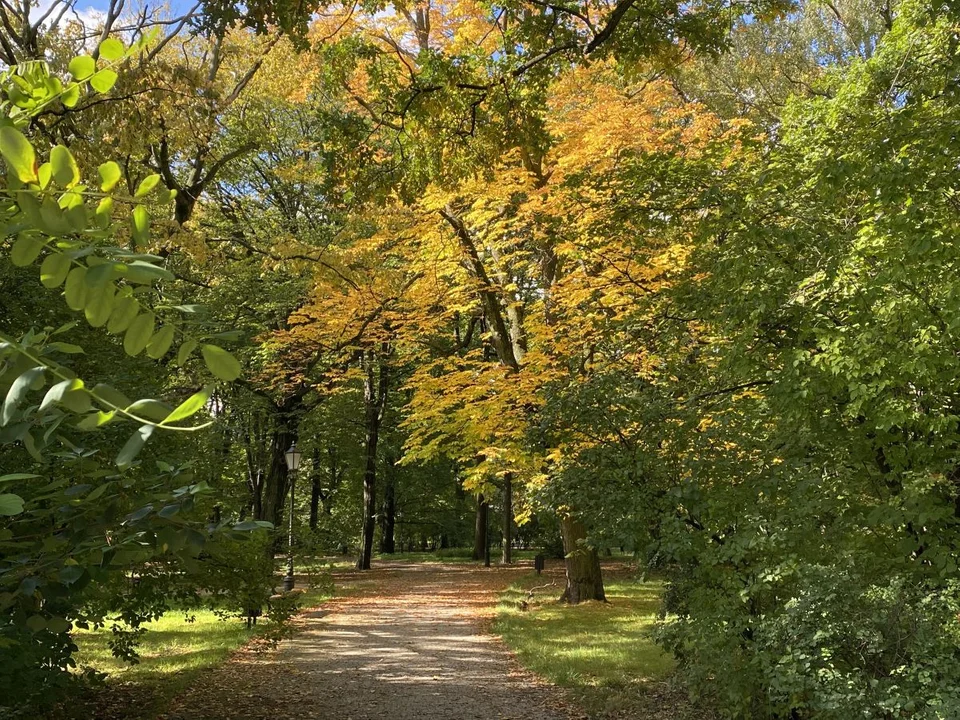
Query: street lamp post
282 441 302 592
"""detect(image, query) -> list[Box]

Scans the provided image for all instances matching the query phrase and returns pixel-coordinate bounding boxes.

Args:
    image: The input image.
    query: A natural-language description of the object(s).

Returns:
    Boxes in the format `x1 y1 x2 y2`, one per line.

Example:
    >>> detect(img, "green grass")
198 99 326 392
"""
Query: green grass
65 586 331 719
375 547 545 563
303 547 547 569
494 573 682 717
73 609 250 690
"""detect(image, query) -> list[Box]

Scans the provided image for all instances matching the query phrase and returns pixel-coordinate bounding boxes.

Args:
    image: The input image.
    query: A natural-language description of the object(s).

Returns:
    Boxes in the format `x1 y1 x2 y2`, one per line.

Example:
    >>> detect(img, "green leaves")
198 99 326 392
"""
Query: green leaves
45 342 83 354
107 294 139 334
2 366 45 426
123 313 155 357
84 283 116 328
161 386 211 425
41 250 189 346
0 126 37 183
123 260 173 284
61 43 123 113
177 339 198 366
0 494 25 516
0 44 247 702
63 267 88 311
146 325 175 359
61 83 80 108
11 235 44 267
50 145 80 188
68 55 96 80
98 161 122 192
84 261 115 288
90 69 118 94
0 474 41 483
116 424 154 467
135 174 161 198
95 197 113 227
131 205 149 245
40 378 83 412
98 38 124 61
40 253 71 288
201 344 242 381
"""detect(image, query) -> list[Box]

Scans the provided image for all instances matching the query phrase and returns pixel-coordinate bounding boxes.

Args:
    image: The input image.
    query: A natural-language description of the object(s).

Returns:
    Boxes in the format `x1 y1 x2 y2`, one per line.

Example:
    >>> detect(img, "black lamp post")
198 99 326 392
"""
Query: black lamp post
282 441 302 592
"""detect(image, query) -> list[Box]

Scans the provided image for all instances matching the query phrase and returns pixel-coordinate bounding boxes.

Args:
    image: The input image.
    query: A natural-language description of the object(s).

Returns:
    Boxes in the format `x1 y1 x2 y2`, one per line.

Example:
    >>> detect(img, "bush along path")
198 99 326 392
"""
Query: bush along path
160 562 582 720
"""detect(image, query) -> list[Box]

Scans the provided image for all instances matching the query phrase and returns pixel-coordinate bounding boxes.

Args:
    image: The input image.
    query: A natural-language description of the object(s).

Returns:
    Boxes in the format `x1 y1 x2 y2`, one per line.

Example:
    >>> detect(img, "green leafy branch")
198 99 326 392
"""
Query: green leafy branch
1 43 242 382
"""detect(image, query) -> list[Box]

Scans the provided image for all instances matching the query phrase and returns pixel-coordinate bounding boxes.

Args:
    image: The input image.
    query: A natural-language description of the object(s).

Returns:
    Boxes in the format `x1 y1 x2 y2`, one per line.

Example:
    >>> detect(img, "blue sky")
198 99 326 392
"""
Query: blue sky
39 0 202 32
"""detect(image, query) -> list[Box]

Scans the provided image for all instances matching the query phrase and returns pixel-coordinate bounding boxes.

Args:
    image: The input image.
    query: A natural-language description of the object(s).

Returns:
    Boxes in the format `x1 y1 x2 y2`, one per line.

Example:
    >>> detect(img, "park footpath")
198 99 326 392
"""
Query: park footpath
160 562 583 720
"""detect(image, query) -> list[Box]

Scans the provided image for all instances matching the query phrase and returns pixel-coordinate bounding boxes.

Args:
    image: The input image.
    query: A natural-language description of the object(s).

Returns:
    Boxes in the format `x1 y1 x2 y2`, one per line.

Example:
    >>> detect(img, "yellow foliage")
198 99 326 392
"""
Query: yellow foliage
249 48 754 507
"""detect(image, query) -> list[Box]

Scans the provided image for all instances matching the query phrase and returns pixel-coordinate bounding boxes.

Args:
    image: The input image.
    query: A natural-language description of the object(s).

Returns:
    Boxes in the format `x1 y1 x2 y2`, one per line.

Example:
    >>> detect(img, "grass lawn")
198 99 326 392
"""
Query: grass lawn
59 586 331 720
308 547 547 570
72 609 249 694
494 571 701 719
376 547 545 563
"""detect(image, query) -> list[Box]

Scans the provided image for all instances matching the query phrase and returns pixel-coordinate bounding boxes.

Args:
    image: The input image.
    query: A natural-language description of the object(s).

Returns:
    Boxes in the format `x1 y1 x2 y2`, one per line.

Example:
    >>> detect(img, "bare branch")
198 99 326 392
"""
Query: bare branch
584 0 635 54
223 32 282 107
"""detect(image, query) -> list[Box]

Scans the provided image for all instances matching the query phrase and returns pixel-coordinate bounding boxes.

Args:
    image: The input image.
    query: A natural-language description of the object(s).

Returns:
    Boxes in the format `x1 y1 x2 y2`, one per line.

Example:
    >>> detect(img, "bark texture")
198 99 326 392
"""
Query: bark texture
379 461 396 554
501 474 513 565
357 348 389 570
559 515 606 603
309 448 322 531
472 493 488 560
259 421 295 528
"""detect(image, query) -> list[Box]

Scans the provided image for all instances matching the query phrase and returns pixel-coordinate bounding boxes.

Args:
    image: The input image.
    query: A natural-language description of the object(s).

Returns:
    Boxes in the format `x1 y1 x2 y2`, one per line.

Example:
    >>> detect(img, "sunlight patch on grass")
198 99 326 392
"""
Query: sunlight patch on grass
73 609 250 686
494 575 675 693
70 586 331 718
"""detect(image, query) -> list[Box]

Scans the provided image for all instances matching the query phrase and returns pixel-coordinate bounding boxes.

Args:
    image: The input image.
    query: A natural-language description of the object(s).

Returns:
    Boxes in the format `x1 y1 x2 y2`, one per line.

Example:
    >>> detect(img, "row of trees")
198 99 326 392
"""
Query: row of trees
4 0 960 716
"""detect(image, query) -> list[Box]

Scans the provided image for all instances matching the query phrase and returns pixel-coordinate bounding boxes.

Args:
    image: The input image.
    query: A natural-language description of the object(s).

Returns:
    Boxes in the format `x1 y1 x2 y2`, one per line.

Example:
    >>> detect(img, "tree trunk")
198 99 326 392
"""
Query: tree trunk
472 493 488 560
501 473 513 564
309 447 322 530
357 348 389 571
243 417 268 523
309 478 321 531
322 446 342 515
379 464 396 554
258 421 295 528
559 515 606 604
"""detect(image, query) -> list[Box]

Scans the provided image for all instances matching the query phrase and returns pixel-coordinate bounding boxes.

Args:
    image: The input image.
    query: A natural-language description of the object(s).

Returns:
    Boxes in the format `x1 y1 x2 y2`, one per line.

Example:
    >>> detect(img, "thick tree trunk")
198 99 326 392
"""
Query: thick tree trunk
379 465 396 554
559 515 606 604
357 349 389 571
501 473 513 564
472 493 488 560
357 458 376 569
258 421 295 528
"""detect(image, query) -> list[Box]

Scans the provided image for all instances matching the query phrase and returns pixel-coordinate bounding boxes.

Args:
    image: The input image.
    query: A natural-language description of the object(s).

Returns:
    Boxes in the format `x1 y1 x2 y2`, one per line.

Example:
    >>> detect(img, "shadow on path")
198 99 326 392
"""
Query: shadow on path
163 562 581 720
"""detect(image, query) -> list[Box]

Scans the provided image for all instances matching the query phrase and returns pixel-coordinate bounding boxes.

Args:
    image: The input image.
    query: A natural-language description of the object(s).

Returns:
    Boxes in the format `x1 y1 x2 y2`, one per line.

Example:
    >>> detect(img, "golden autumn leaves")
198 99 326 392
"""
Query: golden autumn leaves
256 59 753 501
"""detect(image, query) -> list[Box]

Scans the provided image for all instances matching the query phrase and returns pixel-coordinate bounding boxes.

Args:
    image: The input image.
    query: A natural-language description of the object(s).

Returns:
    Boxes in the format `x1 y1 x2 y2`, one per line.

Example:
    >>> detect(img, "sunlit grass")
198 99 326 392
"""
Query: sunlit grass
303 547 547 570
73 610 250 687
67 586 331 718
494 574 677 715
374 548 544 563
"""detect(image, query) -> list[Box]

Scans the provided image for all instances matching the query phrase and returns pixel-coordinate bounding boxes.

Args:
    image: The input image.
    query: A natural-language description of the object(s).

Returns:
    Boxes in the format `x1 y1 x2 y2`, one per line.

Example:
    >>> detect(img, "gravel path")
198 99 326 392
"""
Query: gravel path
163 562 580 720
